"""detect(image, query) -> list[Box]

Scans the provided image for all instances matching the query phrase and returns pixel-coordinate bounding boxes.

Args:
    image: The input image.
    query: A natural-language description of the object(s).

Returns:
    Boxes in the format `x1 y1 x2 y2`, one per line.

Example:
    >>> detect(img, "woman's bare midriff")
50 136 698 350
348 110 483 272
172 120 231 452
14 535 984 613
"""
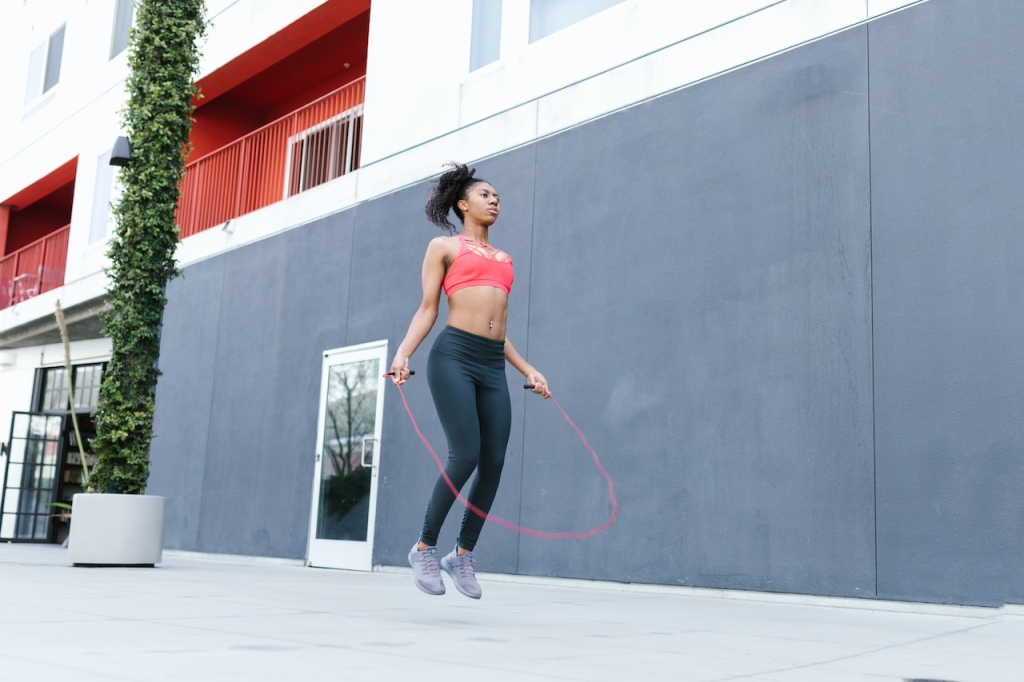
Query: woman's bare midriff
447 286 509 340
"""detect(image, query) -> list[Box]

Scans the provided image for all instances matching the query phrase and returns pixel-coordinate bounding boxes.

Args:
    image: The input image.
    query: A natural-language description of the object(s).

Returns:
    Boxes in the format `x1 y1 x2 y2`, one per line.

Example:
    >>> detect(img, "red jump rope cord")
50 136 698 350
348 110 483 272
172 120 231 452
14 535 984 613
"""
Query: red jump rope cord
389 380 618 539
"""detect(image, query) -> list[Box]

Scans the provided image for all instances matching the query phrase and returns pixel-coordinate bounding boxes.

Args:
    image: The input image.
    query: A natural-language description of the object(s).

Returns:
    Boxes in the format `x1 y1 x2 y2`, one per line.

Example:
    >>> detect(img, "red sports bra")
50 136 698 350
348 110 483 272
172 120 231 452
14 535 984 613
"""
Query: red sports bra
442 235 514 296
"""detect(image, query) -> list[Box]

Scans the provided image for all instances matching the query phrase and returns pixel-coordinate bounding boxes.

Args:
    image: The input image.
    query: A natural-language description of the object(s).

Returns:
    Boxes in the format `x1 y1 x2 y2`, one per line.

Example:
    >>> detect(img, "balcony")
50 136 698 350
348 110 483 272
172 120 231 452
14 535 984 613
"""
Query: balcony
0 225 70 311
0 80 363 312
177 77 365 238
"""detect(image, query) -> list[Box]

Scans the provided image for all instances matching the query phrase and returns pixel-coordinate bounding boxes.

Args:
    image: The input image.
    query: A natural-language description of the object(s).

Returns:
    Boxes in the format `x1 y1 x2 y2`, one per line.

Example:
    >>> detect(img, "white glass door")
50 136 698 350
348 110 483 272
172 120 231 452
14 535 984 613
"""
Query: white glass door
307 340 388 570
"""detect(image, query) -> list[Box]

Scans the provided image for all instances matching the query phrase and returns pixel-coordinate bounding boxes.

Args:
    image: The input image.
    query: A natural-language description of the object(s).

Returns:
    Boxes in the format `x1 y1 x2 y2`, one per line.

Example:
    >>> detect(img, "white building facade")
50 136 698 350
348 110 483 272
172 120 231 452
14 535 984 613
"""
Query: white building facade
4 0 1022 608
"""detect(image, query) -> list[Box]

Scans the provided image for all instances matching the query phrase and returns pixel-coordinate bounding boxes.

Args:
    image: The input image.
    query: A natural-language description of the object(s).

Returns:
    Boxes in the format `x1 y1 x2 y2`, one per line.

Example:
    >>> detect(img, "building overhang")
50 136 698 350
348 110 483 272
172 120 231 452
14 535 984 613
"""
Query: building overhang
0 295 109 349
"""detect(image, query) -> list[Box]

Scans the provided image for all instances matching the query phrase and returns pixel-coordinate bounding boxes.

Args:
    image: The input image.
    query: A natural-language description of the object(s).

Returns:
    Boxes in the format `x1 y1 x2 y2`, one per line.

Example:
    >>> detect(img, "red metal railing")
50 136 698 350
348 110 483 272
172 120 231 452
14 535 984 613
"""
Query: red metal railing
177 77 365 238
0 225 71 311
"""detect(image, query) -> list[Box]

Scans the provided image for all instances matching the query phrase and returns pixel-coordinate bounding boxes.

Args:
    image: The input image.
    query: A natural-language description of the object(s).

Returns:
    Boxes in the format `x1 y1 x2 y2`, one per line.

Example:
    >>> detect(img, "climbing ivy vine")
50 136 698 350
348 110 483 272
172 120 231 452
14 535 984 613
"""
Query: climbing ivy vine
91 0 206 494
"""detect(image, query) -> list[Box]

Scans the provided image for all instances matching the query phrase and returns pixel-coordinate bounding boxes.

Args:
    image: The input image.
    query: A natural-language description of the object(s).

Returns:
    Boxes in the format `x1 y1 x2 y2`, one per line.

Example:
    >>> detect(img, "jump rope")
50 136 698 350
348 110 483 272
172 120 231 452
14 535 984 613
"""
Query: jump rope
386 371 618 539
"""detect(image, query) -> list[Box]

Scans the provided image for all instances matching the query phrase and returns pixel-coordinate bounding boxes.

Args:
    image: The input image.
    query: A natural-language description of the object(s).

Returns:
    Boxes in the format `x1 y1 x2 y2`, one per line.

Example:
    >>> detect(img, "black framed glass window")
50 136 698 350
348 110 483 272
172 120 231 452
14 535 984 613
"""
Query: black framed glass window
38 363 104 412
0 413 64 541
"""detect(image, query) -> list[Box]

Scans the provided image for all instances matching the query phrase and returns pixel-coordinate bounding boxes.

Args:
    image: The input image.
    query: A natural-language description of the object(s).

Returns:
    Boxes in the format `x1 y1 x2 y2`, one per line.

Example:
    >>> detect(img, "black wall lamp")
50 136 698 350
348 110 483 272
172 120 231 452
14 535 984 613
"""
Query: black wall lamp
110 136 132 166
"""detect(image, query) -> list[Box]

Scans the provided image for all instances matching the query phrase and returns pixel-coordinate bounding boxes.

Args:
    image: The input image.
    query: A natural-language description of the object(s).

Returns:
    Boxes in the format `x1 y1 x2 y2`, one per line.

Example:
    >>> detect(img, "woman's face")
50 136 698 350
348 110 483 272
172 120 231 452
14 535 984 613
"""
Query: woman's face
459 182 500 226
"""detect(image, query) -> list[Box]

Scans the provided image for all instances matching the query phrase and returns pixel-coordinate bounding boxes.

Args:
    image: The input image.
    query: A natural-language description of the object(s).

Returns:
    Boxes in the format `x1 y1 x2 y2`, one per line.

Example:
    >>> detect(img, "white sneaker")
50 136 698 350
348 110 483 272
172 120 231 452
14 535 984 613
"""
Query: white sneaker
408 543 445 595
441 547 482 599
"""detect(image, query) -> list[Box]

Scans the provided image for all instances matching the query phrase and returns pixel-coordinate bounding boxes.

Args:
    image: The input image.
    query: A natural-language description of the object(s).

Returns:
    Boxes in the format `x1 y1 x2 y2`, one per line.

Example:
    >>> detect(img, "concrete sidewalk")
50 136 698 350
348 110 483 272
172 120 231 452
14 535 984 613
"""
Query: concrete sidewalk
0 544 1020 681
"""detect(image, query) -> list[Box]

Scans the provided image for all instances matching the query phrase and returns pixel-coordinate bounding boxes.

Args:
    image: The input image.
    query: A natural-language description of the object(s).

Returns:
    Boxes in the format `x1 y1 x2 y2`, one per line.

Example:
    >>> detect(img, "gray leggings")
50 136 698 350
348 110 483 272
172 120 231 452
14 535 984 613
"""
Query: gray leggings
420 326 511 551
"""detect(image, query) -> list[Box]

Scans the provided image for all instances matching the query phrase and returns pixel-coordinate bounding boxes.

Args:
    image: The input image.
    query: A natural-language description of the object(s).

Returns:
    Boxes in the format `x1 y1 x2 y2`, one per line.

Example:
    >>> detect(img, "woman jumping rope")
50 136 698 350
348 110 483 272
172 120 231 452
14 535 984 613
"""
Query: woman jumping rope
389 161 550 599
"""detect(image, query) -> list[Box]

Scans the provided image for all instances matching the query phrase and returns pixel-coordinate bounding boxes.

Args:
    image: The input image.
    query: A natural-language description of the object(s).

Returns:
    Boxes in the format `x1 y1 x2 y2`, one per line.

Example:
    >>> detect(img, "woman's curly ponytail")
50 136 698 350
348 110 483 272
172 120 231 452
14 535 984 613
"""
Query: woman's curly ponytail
425 161 487 233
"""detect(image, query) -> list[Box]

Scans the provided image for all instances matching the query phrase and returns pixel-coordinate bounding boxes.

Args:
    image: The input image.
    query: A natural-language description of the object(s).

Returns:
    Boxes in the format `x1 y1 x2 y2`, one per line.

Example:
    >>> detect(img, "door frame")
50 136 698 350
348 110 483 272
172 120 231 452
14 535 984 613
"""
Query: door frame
0 411 68 543
306 339 388 571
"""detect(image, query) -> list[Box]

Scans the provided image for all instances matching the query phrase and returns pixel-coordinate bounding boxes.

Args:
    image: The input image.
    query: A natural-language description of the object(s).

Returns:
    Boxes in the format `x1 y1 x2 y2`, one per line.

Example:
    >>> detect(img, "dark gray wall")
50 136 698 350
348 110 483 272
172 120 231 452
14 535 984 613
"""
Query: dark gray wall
149 0 1024 606
152 210 357 557
868 0 1024 607
519 25 875 596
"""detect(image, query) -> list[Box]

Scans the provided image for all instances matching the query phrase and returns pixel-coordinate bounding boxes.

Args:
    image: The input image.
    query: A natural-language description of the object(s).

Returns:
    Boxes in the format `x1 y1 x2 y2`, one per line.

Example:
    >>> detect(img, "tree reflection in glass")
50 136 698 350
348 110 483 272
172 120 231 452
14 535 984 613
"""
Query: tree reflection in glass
316 358 378 541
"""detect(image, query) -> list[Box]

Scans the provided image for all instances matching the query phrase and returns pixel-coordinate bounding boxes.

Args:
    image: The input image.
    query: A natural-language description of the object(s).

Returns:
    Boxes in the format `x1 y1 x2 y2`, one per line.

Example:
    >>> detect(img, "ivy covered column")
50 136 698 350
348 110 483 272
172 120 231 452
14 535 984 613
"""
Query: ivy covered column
91 1 206 494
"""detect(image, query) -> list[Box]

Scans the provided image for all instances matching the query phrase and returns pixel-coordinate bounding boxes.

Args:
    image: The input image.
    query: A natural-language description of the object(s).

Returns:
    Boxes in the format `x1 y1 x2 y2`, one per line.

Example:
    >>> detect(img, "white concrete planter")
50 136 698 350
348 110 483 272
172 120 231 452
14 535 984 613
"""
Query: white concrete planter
68 493 165 566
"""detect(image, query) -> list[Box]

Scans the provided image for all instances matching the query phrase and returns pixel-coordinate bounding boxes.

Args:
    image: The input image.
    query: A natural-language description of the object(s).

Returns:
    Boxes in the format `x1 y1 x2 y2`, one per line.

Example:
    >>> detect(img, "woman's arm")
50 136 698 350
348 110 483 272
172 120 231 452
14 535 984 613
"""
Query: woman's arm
505 337 551 398
390 238 449 384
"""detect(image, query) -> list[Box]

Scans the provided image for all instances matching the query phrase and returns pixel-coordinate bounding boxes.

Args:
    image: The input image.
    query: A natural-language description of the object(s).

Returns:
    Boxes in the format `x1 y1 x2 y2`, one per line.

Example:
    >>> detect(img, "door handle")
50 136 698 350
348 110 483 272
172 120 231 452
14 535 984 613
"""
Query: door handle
361 437 377 468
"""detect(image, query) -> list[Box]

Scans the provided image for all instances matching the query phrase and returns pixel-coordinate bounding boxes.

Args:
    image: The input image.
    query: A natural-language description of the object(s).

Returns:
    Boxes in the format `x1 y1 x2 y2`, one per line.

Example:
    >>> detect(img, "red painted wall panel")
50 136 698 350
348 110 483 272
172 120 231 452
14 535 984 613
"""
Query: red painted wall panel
5 182 74 253
189 5 369 163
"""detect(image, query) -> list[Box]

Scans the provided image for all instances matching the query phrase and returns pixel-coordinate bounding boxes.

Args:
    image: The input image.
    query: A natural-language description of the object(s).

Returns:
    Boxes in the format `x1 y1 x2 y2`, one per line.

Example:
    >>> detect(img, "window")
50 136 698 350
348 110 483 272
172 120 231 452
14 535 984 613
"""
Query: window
529 0 624 43
90 150 117 243
38 364 104 412
73 365 104 411
24 24 66 104
286 106 363 197
470 0 503 71
110 0 134 59
0 413 64 541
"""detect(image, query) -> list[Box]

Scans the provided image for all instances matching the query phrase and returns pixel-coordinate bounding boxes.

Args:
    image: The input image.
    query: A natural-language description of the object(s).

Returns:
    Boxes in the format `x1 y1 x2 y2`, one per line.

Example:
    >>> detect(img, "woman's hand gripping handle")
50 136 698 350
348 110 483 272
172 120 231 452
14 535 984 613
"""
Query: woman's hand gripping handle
523 371 551 398
386 364 415 385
